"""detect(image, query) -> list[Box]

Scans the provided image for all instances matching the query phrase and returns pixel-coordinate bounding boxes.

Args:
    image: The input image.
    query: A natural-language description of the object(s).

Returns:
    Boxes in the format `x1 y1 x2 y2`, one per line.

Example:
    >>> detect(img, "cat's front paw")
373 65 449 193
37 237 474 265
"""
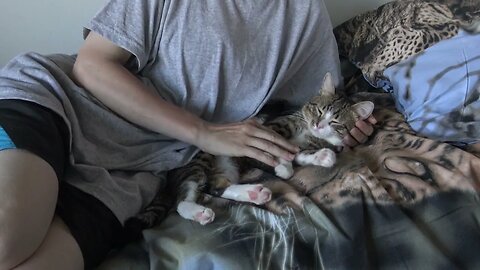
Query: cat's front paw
275 163 294 179
177 201 215 225
312 148 336 167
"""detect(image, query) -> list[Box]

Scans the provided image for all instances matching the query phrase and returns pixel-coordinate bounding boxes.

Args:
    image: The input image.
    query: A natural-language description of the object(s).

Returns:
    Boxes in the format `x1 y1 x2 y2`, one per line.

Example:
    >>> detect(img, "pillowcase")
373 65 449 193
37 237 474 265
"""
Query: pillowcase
384 29 480 145
334 0 480 88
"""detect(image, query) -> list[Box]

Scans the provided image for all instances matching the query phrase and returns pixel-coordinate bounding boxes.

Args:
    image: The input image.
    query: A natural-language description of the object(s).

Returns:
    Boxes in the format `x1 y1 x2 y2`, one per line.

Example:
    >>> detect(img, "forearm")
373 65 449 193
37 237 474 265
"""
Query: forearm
72 57 206 145
70 32 297 165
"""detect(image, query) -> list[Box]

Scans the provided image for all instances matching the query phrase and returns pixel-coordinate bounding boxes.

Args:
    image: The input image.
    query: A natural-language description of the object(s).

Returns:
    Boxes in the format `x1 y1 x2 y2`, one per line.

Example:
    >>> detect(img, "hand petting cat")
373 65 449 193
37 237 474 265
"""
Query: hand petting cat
196 119 299 167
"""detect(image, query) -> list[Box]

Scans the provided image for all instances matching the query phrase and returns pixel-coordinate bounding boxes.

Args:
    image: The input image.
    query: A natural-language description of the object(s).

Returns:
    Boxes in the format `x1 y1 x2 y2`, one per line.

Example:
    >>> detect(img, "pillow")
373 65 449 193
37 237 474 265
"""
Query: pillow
334 0 480 88
384 29 480 145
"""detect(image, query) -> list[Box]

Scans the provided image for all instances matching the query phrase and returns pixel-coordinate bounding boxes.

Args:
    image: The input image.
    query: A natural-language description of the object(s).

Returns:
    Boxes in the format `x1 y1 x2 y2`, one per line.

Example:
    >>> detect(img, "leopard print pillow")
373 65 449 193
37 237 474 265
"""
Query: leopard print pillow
333 0 480 88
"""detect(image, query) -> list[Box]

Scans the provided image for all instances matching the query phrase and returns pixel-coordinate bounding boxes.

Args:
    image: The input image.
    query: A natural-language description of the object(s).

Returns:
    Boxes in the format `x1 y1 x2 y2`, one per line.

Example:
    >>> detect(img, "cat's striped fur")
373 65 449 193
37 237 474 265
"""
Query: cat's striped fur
124 73 374 231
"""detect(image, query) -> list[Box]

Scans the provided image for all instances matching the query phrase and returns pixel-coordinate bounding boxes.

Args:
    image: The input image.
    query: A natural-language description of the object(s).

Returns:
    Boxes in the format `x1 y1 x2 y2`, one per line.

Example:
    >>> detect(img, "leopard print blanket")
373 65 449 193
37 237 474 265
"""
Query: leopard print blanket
334 0 480 87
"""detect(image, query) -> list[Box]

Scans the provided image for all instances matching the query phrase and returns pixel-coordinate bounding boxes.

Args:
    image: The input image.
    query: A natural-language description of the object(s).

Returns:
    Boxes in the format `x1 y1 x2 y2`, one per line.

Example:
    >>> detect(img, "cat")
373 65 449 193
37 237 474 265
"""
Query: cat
124 72 374 230
268 73 373 180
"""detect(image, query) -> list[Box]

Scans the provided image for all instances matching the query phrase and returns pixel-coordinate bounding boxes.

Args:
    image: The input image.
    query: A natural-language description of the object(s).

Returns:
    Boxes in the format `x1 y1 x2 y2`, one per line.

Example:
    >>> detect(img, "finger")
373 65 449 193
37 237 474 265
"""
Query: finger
366 115 377 125
342 134 358 147
247 137 295 161
245 118 261 125
244 147 279 167
350 127 368 144
247 117 265 125
355 120 374 136
248 124 300 153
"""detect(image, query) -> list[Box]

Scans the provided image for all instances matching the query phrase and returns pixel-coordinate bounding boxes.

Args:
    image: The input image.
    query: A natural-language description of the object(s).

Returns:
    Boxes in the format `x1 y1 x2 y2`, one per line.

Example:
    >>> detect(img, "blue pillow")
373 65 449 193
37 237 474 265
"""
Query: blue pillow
383 30 480 145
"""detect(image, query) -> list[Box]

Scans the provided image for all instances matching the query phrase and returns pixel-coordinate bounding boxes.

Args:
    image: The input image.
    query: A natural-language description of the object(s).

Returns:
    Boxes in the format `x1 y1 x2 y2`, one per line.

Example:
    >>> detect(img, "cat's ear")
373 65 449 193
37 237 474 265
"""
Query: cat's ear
351 101 374 120
320 72 335 95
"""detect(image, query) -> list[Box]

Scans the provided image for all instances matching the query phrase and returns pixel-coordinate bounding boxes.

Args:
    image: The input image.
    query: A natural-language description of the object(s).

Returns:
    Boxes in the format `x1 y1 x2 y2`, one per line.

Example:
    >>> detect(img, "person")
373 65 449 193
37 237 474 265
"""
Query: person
0 0 376 269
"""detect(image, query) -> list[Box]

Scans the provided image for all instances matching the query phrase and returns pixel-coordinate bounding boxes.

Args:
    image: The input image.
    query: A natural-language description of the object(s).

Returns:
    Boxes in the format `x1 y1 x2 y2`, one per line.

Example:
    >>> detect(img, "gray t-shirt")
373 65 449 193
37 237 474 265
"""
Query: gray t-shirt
0 0 340 223
84 0 341 122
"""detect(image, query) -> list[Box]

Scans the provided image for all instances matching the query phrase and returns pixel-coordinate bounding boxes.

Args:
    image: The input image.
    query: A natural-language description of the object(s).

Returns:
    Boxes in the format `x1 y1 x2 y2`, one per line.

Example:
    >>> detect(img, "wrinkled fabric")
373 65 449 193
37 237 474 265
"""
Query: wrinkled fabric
97 79 480 270
0 0 340 222
384 30 480 145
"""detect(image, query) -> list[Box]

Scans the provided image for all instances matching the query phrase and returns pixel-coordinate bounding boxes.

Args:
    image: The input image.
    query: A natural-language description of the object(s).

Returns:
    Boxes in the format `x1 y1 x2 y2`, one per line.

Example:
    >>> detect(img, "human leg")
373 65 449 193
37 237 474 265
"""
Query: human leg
12 216 84 270
0 149 83 269
0 100 124 269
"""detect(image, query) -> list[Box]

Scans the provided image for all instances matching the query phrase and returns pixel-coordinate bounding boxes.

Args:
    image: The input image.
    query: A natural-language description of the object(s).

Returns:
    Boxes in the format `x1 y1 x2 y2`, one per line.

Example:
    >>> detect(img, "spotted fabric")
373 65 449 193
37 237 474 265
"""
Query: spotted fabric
334 0 480 88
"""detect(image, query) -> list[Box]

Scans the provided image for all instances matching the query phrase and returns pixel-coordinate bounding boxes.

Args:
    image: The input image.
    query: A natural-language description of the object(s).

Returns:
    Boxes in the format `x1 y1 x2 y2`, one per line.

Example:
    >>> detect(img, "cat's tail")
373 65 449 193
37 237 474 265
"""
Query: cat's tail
123 191 175 243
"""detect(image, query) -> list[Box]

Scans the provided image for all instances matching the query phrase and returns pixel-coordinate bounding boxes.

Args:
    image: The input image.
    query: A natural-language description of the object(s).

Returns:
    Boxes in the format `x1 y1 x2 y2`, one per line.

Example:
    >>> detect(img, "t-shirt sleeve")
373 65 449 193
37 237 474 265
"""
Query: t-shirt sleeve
83 0 163 72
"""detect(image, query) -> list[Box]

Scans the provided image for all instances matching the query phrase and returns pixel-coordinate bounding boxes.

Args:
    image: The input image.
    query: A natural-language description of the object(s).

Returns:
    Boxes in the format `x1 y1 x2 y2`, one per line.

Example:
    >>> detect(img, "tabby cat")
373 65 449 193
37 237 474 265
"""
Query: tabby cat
125 73 374 228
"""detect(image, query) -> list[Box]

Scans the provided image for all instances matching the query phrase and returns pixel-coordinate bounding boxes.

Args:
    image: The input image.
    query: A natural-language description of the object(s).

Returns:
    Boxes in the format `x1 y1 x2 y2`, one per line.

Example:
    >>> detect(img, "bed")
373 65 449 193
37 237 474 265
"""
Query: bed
95 1 480 269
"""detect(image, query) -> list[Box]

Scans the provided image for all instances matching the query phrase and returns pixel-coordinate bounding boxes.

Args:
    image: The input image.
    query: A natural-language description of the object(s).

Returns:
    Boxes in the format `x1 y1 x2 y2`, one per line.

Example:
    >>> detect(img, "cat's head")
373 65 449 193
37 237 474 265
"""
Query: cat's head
301 72 374 146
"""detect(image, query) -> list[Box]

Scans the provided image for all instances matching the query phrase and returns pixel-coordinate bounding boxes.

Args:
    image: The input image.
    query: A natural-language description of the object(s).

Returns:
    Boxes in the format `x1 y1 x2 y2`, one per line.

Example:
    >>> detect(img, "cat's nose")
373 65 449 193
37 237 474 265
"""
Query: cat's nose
314 123 326 130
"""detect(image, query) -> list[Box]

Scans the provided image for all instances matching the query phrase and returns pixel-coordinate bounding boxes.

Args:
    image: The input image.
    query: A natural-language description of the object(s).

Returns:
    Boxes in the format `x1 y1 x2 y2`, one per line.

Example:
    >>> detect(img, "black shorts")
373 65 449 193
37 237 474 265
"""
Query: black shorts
0 100 124 269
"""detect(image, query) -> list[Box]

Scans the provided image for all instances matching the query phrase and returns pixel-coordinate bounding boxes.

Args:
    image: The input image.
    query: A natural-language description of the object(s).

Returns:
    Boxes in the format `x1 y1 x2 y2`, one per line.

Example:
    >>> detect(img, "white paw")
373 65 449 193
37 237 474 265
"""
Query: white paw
246 184 272 205
312 148 336 167
177 201 215 225
275 163 294 179
222 184 272 205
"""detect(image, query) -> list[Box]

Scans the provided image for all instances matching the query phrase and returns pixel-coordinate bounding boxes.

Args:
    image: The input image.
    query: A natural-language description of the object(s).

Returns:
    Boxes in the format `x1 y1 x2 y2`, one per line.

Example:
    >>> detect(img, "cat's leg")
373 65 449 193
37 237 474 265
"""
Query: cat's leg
212 156 272 204
221 183 272 205
176 181 215 225
274 158 294 179
206 173 272 205
295 148 336 167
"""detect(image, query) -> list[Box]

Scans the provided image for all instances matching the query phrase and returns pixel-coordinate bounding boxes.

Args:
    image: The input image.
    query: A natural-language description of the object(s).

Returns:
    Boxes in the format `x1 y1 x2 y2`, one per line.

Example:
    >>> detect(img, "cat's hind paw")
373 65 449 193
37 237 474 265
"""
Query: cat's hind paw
195 208 215 225
222 184 272 205
177 201 215 225
247 184 272 205
275 163 294 179
312 148 336 167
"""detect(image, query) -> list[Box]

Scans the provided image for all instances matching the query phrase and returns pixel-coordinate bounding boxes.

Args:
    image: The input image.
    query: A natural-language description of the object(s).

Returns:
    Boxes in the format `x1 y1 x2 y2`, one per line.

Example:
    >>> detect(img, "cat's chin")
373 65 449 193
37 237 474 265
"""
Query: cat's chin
323 136 343 147
316 135 343 147
310 129 343 146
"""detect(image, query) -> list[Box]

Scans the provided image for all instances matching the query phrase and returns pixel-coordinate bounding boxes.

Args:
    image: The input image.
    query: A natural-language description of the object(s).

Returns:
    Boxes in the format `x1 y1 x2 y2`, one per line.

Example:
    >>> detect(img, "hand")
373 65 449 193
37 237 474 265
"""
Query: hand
196 119 300 167
343 115 377 147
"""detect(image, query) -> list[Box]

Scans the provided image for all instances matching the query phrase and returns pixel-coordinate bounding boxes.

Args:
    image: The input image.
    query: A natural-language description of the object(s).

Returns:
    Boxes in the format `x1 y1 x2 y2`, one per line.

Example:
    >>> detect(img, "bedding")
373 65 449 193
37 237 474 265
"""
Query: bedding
384 29 480 145
334 0 480 146
93 1 480 269
333 0 480 88
96 71 480 270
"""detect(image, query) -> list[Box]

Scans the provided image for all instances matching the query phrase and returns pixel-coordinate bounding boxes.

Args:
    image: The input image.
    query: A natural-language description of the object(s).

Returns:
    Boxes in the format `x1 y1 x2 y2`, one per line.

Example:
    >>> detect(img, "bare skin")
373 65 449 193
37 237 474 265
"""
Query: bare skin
0 150 83 270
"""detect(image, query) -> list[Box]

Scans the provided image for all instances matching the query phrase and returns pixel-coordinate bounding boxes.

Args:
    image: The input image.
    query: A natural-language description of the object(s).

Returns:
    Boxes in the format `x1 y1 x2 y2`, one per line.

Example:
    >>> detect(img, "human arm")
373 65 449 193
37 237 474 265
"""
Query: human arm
71 32 298 166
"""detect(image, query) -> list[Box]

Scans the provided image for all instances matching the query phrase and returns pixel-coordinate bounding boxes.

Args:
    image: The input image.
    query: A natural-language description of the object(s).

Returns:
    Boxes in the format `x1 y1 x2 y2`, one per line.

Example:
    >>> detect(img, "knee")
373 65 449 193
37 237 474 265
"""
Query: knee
0 226 41 269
